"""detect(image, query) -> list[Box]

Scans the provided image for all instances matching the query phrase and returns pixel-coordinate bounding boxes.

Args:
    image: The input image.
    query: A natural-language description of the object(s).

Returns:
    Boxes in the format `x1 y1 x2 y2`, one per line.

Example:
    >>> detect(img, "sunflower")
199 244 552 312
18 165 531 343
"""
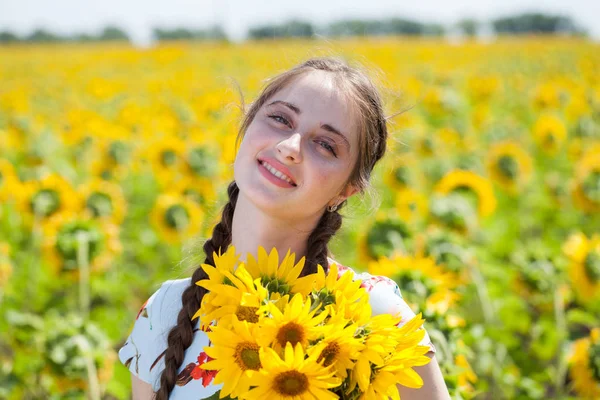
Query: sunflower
532 82 561 110
78 179 127 224
184 143 220 179
244 246 316 298
312 313 364 379
311 263 370 324
562 232 600 304
383 154 419 192
357 211 413 264
149 193 204 244
41 210 122 280
201 316 262 398
242 342 341 400
571 149 600 213
434 169 497 218
486 141 533 194
169 176 218 209
196 263 269 329
143 136 187 183
532 114 567 155
257 293 328 353
89 138 132 181
569 328 600 400
191 246 244 326
395 188 429 224
0 158 19 203
351 313 430 394
368 254 461 313
467 75 500 102
15 173 82 224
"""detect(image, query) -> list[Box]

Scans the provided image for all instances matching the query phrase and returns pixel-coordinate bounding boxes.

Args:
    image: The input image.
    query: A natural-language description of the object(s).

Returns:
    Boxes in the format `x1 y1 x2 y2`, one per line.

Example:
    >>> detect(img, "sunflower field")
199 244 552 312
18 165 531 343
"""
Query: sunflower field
0 37 599 399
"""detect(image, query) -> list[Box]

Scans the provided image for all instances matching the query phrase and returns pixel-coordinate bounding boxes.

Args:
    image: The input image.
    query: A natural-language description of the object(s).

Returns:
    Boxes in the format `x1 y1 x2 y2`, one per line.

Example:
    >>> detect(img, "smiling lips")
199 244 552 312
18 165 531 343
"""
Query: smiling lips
258 158 297 187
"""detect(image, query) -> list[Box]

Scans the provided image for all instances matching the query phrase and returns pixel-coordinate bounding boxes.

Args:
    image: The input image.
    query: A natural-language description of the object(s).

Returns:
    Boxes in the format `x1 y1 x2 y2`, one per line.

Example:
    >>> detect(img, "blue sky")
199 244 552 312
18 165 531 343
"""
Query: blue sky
1 0 599 44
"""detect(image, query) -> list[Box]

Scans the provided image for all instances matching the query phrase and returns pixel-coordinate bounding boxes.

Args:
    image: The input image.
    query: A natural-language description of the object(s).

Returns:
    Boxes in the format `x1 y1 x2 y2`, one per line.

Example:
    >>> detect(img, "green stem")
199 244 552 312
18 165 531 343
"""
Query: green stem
76 231 90 321
553 286 567 396
73 336 101 400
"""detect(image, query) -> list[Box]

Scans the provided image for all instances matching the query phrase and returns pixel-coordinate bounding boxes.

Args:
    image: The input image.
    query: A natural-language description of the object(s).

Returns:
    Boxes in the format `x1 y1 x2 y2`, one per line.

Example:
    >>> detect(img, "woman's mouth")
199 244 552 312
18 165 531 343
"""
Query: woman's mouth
258 160 297 188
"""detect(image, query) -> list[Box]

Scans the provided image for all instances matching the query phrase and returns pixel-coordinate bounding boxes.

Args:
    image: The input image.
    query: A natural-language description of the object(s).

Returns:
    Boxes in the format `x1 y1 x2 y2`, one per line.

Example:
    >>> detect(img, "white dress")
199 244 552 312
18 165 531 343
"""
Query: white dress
118 259 437 398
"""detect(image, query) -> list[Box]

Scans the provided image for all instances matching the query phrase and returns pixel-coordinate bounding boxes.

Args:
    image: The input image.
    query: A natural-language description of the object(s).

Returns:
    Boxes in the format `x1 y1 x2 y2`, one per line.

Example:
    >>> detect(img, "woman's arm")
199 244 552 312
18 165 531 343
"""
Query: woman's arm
396 352 451 400
131 372 156 400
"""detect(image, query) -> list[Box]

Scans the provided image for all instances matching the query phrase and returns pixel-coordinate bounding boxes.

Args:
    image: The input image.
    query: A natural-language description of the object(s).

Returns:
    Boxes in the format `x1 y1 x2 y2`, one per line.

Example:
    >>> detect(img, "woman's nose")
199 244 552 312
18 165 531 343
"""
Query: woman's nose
276 132 303 162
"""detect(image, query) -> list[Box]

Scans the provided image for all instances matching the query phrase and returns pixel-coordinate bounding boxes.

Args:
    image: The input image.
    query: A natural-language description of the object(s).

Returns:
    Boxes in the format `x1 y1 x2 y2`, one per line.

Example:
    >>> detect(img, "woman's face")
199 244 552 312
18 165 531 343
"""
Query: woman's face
234 70 359 221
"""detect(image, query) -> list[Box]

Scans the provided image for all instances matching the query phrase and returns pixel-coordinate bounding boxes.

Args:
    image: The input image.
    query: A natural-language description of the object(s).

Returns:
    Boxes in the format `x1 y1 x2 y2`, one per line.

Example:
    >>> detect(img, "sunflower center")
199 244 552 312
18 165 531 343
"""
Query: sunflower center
164 205 190 229
161 150 177 166
589 341 600 382
273 370 309 396
260 276 290 297
234 342 261 371
398 272 436 300
393 166 409 186
188 147 217 177
582 170 600 203
183 188 205 206
276 322 305 348
30 189 60 217
318 342 340 367
235 306 259 323
430 194 475 231
497 155 519 180
108 140 130 164
584 251 600 283
366 219 411 259
56 222 103 271
86 192 113 218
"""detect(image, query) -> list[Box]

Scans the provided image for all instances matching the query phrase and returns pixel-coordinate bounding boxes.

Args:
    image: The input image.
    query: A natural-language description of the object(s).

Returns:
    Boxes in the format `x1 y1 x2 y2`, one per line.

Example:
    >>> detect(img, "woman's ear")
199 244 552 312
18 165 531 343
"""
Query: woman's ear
338 183 359 203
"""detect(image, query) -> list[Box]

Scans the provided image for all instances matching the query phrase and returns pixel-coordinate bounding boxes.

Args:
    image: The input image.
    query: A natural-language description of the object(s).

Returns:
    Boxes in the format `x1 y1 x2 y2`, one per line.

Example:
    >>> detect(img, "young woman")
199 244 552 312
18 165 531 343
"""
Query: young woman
119 57 451 399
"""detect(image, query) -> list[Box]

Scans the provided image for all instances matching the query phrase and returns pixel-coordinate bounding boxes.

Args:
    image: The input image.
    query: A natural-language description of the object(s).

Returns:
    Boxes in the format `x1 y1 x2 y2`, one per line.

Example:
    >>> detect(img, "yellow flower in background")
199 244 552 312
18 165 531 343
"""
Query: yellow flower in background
395 187 429 224
467 75 500 102
149 193 204 244
533 81 562 110
435 169 497 218
532 114 567 155
183 142 221 179
243 342 341 400
142 136 187 182
358 210 413 264
78 179 127 224
569 328 600 400
202 317 262 399
383 154 419 192
562 232 600 304
0 158 20 202
41 210 122 280
486 141 533 194
571 149 600 213
368 253 461 312
15 173 82 223
169 175 219 209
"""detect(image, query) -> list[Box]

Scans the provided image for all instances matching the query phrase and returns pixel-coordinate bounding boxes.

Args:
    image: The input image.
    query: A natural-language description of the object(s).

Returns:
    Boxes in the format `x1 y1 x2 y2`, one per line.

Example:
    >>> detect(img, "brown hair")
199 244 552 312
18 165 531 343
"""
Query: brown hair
155 56 390 399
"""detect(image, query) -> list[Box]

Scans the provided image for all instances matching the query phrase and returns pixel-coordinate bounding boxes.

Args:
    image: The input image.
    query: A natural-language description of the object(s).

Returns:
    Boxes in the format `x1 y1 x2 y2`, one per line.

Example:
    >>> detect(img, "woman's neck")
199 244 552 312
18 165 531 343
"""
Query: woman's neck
230 190 322 263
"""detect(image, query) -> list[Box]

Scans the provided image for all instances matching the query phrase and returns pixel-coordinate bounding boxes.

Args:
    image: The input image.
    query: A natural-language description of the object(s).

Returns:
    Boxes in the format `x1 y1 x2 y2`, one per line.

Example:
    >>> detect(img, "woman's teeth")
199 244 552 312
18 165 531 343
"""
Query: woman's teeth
261 161 295 185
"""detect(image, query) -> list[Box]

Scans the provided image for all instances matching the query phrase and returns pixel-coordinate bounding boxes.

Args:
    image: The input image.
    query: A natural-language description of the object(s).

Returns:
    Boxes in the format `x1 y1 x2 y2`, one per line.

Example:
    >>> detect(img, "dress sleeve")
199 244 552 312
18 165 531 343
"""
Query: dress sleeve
363 275 437 354
118 281 169 389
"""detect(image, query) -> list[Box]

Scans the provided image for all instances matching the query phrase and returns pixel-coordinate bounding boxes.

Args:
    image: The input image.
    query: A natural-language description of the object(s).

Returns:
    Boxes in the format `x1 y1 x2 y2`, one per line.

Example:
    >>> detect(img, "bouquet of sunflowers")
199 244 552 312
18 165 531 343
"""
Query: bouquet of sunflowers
193 246 432 400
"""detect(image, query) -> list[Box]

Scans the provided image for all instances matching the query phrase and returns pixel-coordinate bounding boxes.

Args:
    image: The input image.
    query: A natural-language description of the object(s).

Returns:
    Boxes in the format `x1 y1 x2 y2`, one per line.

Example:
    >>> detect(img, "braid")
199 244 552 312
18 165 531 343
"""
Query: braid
155 181 239 400
301 203 344 277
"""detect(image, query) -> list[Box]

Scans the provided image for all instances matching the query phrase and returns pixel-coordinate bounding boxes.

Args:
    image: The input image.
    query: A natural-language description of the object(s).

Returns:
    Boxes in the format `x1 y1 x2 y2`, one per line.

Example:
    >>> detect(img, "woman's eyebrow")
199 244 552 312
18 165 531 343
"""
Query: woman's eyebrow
267 100 351 150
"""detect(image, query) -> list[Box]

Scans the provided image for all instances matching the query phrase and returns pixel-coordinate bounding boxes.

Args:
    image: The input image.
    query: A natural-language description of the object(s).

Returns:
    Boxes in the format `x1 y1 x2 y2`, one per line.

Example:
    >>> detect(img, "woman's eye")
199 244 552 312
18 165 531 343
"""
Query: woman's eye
269 114 291 127
319 141 337 156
